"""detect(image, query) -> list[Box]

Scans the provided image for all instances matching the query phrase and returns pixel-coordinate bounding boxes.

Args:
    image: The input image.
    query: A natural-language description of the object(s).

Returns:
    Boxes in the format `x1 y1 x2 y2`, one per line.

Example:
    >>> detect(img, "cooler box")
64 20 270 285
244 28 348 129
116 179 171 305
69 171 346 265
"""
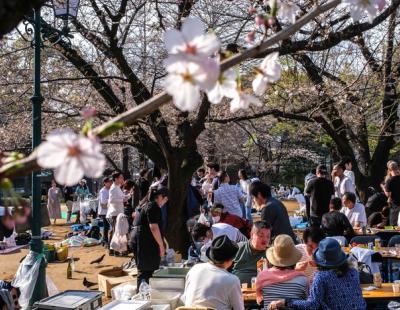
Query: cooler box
34 290 102 310
99 300 150 310
98 267 137 298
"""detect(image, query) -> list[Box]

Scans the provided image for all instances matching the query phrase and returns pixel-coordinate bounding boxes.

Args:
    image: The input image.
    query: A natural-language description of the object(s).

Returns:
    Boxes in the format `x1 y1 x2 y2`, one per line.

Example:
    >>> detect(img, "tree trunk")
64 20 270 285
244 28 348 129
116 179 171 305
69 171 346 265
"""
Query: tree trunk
164 150 203 256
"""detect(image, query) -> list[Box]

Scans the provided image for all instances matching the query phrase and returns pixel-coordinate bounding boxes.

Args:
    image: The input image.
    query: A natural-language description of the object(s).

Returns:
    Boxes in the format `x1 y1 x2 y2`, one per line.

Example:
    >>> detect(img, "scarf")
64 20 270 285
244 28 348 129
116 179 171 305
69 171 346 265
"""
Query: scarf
256 267 306 303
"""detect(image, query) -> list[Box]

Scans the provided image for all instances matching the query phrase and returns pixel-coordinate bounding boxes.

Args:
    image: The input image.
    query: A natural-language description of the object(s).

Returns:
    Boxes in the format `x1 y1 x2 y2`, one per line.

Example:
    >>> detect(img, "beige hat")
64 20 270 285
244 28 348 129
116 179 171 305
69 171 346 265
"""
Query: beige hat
266 234 302 267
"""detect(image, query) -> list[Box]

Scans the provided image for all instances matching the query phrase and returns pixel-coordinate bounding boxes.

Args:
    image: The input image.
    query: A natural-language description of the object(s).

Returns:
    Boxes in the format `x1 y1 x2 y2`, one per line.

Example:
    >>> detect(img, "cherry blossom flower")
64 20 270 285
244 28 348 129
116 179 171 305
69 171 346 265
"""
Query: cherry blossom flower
80 106 96 119
163 17 221 111
343 0 382 22
165 59 219 111
36 129 106 186
276 0 300 24
230 89 262 113
206 69 237 104
252 52 282 96
164 17 220 61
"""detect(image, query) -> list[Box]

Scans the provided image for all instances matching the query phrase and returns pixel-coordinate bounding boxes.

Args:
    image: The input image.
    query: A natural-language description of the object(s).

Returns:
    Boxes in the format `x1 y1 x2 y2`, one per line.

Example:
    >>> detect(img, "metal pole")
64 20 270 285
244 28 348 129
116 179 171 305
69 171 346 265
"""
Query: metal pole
29 7 47 307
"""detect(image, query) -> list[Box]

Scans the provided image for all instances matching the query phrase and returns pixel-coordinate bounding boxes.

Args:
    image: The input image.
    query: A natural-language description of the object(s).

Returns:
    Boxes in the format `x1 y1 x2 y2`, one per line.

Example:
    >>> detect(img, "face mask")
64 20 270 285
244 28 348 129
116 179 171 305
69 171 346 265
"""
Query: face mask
212 216 220 223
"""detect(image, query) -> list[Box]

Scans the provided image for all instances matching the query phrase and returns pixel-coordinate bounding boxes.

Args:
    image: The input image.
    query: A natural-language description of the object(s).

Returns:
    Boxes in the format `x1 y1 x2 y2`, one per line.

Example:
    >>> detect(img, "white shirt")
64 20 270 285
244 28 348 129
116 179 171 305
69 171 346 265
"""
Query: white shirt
341 203 367 227
335 176 356 198
184 263 244 310
211 223 247 243
97 187 109 216
106 183 127 218
344 170 356 188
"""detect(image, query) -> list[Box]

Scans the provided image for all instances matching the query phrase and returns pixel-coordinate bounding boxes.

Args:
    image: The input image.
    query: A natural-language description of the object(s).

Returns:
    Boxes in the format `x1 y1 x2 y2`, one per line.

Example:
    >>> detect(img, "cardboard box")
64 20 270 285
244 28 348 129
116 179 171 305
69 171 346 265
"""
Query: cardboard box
98 267 137 298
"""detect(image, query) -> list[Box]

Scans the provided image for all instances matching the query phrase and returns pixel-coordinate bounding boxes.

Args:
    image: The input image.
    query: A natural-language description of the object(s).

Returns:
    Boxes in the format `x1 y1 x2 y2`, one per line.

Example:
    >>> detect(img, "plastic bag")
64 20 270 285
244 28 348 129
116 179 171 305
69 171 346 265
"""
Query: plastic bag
12 251 43 309
110 214 129 252
111 281 137 300
46 275 59 296
388 301 400 309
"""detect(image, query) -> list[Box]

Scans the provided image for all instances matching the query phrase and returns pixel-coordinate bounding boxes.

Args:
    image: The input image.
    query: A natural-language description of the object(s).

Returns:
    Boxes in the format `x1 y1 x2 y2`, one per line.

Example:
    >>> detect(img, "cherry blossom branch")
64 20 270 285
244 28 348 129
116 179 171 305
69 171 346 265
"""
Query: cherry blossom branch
0 0 341 180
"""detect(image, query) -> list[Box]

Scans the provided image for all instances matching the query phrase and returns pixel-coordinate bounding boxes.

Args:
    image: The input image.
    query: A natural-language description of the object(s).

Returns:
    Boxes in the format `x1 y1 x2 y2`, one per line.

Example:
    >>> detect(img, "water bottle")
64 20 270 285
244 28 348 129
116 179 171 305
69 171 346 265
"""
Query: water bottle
138 280 151 300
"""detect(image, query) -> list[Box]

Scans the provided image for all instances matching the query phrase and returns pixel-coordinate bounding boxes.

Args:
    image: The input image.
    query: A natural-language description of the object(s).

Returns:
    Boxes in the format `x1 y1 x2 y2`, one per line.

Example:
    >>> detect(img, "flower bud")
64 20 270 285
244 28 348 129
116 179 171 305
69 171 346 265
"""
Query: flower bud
245 31 256 43
255 15 265 26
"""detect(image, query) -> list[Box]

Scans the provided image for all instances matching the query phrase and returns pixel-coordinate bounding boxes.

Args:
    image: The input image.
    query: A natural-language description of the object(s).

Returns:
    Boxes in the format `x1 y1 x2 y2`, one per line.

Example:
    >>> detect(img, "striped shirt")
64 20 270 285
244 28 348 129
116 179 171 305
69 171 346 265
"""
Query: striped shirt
262 276 308 309
214 184 244 217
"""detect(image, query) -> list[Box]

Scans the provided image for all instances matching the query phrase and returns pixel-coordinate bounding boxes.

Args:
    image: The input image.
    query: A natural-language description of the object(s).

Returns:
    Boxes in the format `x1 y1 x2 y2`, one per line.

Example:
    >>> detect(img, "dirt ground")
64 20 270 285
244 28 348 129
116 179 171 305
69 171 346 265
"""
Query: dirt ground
0 219 131 294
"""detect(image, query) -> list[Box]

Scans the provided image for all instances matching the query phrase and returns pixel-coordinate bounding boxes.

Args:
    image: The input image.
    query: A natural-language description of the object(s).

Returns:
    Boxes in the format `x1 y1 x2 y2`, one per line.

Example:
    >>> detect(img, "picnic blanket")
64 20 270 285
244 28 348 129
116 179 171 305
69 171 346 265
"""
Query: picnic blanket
61 235 100 247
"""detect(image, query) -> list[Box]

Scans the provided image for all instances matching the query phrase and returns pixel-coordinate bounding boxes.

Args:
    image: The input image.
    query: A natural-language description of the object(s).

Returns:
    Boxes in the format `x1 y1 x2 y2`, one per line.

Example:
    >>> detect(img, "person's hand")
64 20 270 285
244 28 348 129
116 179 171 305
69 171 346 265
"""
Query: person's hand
268 299 285 309
295 261 308 271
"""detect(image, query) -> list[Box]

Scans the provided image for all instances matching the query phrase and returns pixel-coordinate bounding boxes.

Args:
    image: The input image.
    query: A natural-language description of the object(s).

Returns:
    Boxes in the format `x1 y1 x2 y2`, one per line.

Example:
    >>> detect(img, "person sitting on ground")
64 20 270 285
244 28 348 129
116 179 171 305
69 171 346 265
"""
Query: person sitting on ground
213 171 245 218
232 221 271 285
256 235 307 307
321 197 355 242
268 238 366 310
295 227 326 283
250 181 297 243
341 192 367 229
211 203 252 238
191 222 248 246
368 206 390 228
183 235 244 310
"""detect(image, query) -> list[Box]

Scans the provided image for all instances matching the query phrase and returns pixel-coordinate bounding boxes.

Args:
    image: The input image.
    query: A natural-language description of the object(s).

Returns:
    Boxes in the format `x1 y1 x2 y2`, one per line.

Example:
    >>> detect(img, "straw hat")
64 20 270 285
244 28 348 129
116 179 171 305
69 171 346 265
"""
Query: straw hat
266 234 302 267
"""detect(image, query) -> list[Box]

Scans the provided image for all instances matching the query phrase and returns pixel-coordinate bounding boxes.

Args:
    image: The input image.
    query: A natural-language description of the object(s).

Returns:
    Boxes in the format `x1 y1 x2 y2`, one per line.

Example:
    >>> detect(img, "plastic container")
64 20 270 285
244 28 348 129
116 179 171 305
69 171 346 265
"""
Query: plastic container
152 267 190 278
34 290 102 310
56 246 68 262
131 291 181 310
151 304 170 310
149 278 185 291
99 300 150 310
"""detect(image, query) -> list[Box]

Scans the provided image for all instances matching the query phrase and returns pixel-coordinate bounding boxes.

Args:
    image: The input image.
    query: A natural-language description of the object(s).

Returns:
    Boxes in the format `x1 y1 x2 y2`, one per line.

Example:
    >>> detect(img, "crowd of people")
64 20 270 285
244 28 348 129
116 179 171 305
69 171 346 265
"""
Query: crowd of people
41 158 400 309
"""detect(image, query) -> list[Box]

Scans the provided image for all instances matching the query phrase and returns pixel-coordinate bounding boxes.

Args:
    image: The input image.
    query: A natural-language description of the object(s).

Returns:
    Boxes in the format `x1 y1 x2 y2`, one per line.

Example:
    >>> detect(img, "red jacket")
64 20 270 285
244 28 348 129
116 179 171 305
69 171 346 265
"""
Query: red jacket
220 212 252 238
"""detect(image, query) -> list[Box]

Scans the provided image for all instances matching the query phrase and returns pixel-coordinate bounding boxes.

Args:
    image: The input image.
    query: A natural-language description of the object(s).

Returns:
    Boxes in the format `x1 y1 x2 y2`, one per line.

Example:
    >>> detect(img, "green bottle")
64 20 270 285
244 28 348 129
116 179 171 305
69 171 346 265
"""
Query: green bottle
67 259 72 279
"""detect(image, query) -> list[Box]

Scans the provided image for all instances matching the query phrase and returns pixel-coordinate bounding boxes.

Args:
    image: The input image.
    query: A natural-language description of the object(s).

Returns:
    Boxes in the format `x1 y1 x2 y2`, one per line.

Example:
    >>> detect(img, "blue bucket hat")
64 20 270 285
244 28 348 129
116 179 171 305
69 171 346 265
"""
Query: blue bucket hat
313 238 347 268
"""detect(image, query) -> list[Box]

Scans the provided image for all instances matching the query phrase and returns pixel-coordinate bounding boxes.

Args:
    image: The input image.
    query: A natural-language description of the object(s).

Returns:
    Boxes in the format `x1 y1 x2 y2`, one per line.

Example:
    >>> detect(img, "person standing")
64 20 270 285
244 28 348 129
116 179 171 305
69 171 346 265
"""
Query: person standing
63 186 74 224
130 188 168 290
238 169 252 222
47 179 62 225
207 163 220 191
332 163 355 199
342 157 356 189
384 161 400 226
213 172 245 218
138 169 150 201
250 181 297 243
304 169 316 220
75 179 90 199
98 177 112 247
106 172 130 254
305 165 335 227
